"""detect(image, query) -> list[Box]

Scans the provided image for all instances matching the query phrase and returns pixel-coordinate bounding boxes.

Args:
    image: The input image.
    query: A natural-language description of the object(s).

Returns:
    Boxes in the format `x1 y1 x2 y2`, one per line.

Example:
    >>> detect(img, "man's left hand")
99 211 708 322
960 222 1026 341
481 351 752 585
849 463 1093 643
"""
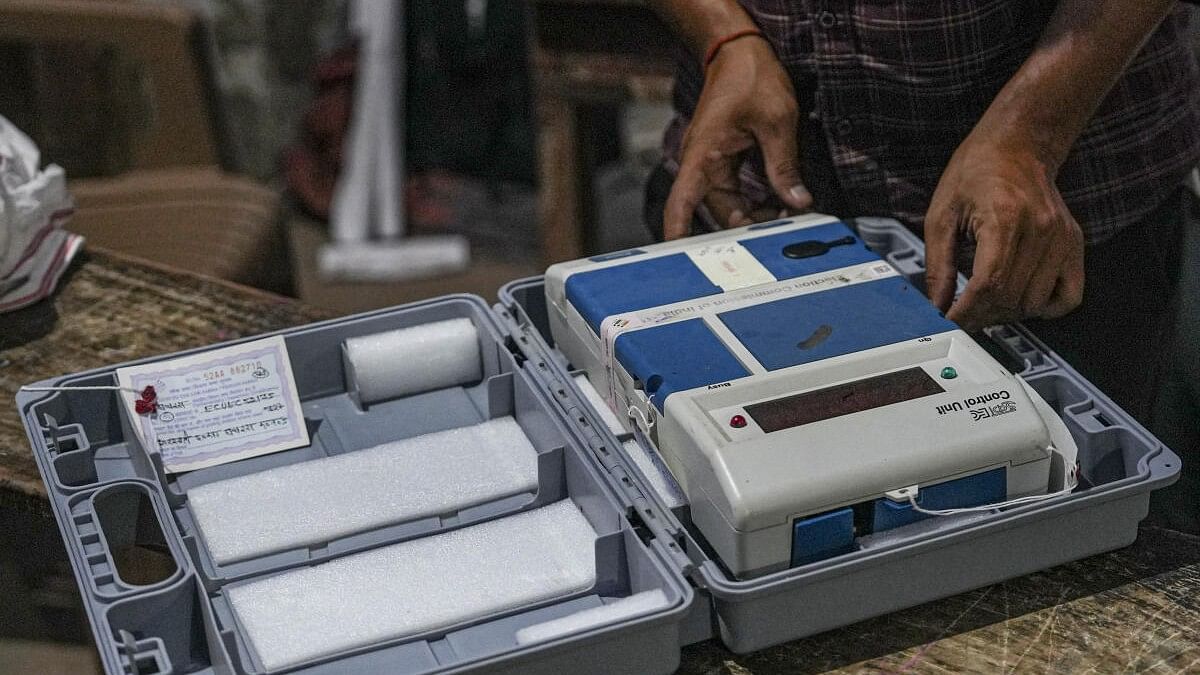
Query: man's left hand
924 134 1085 332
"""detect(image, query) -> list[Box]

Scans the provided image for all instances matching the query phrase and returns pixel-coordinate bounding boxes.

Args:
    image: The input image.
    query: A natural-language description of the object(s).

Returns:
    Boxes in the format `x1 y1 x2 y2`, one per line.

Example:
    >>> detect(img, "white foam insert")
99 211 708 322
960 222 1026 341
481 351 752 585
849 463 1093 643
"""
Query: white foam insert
622 440 686 508
573 373 627 435
343 317 483 403
189 417 539 565
514 589 670 645
228 500 598 672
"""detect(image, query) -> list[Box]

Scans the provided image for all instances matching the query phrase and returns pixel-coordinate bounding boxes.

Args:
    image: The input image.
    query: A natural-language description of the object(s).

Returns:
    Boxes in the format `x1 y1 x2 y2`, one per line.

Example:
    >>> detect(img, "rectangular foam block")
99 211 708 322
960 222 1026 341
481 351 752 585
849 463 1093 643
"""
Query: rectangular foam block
342 317 482 404
228 500 598 672
514 590 670 645
622 440 686 509
573 373 627 435
189 417 539 565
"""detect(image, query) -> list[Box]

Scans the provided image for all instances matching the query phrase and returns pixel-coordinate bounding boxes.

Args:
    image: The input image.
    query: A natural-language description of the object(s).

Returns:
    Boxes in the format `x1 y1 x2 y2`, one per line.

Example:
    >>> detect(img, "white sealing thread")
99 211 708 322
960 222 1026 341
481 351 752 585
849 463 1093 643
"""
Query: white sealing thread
343 317 483 403
20 384 159 415
627 403 655 432
905 464 1079 517
905 486 1075 516
599 314 643 410
21 385 142 394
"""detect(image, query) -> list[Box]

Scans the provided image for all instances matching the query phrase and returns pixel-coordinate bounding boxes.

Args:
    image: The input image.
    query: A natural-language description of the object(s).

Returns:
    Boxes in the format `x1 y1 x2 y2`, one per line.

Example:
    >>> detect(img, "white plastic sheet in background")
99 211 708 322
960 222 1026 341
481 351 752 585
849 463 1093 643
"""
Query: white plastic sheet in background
321 0 469 283
0 114 82 312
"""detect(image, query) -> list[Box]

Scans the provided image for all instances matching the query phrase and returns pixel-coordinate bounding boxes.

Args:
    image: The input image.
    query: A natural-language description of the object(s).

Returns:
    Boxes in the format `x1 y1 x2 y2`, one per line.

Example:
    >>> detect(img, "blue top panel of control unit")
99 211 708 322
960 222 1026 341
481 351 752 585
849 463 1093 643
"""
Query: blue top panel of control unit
719 276 957 371
736 223 880 280
564 220 878 334
614 319 751 411
614 278 955 411
565 253 722 334
564 219 958 411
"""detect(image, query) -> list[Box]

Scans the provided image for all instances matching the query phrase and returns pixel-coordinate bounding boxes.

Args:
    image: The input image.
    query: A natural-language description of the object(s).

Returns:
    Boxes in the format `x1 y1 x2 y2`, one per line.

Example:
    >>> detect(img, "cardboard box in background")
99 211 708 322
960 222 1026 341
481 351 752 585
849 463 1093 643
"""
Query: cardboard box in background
69 168 289 293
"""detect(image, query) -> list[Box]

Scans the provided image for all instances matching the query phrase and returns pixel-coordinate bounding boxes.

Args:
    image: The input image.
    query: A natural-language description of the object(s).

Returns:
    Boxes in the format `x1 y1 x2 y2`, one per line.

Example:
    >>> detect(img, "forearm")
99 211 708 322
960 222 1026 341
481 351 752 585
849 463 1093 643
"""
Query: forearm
648 0 758 57
974 0 1176 174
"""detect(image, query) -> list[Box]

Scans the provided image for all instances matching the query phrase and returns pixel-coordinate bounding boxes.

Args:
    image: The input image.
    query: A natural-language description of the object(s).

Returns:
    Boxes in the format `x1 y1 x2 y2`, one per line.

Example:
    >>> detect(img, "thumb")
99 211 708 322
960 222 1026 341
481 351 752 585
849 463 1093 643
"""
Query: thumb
756 119 812 212
923 203 960 313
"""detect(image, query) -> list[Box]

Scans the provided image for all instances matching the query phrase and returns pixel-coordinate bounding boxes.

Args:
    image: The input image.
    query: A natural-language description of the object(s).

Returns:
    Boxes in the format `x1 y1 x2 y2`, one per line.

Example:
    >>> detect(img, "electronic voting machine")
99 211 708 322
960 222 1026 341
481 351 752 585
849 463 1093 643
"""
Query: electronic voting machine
545 214 1079 578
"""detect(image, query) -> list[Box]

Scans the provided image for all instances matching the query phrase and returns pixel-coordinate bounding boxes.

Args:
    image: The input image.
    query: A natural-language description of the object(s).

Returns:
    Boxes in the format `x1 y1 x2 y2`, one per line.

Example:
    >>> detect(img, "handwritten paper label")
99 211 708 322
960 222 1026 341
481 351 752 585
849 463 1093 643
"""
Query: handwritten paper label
685 241 777 291
116 336 309 473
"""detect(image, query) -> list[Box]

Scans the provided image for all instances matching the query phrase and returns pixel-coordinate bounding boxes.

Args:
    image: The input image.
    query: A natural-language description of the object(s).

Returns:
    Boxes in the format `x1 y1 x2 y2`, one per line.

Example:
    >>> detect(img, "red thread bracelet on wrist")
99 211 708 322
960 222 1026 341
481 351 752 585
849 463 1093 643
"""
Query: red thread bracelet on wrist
703 28 765 69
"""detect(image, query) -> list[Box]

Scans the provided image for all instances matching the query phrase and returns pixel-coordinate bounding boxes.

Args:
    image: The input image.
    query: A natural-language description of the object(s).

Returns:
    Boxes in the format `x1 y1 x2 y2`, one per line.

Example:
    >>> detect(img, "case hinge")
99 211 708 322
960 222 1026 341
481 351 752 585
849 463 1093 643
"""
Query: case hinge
581 426 620 471
491 303 526 336
608 464 646 502
624 490 697 578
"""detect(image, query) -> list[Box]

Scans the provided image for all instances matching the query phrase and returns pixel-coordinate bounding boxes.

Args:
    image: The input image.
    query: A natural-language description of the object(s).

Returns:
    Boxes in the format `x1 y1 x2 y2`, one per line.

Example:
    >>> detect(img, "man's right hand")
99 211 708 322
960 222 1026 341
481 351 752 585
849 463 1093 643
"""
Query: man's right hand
663 36 812 240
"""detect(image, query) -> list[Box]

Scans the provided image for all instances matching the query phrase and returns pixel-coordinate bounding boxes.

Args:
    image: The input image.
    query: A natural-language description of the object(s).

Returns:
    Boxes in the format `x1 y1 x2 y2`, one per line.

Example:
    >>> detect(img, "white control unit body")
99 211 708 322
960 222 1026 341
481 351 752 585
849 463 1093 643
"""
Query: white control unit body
545 215 1078 577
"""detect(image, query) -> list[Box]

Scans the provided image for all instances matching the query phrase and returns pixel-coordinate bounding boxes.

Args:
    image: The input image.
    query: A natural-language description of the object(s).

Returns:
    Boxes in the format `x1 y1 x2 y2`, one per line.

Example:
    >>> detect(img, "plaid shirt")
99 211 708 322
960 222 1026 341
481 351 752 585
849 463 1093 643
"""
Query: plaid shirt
663 2 1200 244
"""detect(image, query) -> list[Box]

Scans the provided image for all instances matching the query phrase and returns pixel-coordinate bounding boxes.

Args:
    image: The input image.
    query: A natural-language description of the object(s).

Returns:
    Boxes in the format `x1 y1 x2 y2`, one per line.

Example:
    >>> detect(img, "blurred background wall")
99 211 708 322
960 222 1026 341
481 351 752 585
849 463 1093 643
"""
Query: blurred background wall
161 0 346 183
0 0 686 314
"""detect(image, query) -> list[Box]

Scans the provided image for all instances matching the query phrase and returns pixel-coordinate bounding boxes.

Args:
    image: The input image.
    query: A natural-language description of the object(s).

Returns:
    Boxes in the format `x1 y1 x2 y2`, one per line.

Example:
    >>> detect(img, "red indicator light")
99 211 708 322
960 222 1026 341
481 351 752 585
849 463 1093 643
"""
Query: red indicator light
729 414 747 429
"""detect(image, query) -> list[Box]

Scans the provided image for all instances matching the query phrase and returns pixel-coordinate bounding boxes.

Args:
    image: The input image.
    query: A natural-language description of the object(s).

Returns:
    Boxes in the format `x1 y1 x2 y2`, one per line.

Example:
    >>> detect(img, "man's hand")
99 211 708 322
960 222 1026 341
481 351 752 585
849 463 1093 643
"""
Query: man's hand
921 0 1176 331
663 37 812 239
924 134 1085 332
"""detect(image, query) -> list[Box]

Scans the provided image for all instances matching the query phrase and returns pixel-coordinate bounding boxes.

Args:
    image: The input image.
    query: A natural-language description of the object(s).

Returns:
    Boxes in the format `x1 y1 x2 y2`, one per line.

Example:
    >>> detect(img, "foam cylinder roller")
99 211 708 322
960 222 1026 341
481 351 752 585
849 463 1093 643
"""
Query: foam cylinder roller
343 317 483 403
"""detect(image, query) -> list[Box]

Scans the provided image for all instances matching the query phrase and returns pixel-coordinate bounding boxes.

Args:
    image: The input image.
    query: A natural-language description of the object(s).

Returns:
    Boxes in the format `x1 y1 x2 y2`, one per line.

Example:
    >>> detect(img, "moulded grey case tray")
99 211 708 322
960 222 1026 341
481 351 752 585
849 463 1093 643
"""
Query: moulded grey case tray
496 216 1183 653
17 295 694 675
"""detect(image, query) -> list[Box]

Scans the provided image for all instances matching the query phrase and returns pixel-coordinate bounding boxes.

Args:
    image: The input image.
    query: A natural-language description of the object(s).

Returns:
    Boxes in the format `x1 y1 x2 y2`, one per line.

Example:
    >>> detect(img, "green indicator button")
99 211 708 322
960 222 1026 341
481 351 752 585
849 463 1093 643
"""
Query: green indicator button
940 366 958 380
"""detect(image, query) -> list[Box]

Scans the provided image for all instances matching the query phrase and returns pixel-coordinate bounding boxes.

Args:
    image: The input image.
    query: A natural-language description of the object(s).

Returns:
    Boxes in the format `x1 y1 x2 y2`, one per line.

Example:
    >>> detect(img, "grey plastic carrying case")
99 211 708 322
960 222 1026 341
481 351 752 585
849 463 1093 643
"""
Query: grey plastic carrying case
16 218 1181 674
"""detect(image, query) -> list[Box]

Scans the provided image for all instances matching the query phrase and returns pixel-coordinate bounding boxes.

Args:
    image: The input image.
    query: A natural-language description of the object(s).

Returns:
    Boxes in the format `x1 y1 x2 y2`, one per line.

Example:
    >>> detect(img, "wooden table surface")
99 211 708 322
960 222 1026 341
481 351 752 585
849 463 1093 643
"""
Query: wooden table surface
2 250 1198 673
0 248 330 511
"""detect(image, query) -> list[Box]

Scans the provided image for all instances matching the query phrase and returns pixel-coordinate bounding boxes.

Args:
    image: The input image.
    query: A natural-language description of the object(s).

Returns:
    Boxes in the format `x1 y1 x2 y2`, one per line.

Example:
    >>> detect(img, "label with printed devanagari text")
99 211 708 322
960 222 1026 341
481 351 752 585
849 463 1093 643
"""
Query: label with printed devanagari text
116 335 309 473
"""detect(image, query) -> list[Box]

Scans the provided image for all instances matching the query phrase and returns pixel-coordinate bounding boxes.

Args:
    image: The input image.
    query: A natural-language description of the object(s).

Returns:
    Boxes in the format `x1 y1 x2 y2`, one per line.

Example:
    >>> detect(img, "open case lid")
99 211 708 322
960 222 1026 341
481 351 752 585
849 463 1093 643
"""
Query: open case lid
18 293 699 675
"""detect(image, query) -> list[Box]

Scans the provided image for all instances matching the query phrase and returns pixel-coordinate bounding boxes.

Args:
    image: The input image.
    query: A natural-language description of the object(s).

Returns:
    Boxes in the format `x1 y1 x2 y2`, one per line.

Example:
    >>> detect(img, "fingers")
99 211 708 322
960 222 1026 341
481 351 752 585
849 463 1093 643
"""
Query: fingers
947 210 1020 331
1015 207 1085 319
756 116 812 211
666 132 768 236
696 148 752 228
944 200 1086 330
1018 212 1070 317
663 151 710 240
999 224 1051 314
923 201 960 313
748 206 782 223
705 185 751 228
1018 243 1060 317
1039 229 1085 318
1041 270 1084 319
